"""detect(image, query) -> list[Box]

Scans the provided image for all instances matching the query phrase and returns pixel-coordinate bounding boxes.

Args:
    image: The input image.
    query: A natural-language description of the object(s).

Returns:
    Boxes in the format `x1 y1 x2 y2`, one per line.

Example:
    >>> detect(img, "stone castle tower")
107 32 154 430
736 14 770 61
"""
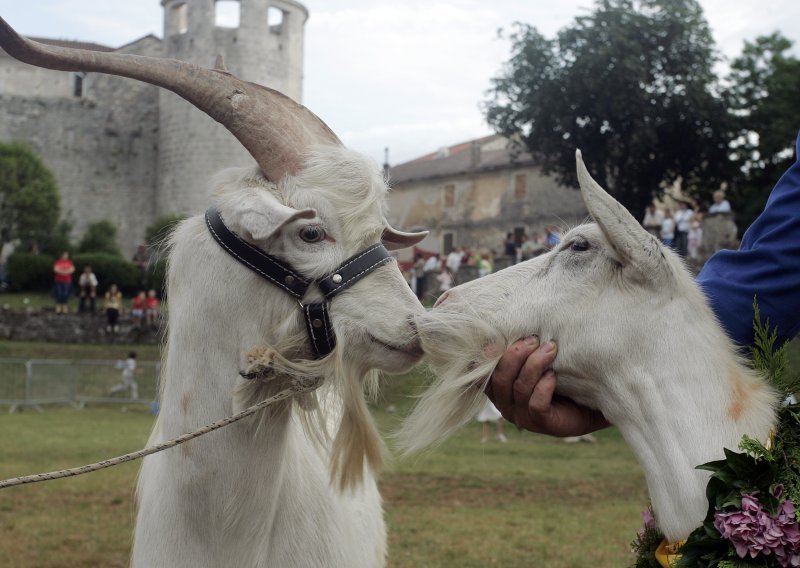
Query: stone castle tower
0 0 308 256
157 0 307 214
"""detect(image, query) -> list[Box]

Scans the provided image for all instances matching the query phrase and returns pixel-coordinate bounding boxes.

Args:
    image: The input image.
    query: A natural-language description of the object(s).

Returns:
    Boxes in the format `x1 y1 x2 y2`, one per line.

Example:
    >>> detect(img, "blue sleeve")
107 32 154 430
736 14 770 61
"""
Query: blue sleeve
697 130 800 348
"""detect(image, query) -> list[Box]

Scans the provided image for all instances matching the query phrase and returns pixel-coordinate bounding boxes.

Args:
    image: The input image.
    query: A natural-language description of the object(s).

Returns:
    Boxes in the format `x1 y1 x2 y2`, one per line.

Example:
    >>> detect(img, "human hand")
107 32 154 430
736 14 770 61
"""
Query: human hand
485 337 610 437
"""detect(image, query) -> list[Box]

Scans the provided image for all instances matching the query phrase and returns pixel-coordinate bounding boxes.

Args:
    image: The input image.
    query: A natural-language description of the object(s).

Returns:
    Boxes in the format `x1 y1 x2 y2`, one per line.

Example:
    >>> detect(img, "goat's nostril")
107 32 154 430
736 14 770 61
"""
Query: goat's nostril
433 290 450 309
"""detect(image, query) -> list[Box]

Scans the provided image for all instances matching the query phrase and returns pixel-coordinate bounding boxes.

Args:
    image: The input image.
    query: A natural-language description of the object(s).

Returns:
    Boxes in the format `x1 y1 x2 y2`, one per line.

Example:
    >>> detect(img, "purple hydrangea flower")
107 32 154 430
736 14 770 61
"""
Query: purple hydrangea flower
636 507 657 540
714 493 800 567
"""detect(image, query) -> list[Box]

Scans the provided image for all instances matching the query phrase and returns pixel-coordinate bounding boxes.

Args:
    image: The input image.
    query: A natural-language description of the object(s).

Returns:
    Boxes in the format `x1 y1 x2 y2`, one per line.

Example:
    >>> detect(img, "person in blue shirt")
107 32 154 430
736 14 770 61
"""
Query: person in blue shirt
489 130 800 436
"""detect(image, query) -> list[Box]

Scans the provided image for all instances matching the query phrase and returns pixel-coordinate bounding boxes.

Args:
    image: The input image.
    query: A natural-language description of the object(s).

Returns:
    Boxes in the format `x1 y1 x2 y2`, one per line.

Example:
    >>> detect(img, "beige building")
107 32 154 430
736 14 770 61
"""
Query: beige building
386 135 588 265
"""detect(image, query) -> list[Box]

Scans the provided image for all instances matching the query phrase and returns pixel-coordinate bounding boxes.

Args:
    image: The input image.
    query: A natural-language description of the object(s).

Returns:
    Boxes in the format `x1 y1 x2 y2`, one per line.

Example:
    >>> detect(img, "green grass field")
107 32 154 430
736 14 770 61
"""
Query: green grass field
0 339 798 567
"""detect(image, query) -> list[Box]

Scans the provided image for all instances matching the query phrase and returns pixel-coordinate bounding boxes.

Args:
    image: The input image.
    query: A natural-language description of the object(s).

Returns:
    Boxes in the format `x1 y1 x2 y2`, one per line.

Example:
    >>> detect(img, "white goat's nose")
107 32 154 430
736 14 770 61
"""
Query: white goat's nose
433 290 451 309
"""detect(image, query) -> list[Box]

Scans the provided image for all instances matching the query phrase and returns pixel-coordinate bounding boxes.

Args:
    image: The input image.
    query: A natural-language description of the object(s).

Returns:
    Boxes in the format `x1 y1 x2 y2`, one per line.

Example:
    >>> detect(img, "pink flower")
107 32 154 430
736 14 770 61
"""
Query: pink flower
714 494 800 567
642 508 656 529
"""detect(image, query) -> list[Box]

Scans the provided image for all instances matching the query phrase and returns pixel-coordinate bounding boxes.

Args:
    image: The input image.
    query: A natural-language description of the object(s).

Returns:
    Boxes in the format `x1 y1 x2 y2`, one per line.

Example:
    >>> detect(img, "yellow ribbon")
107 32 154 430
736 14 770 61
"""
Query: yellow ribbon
655 539 685 567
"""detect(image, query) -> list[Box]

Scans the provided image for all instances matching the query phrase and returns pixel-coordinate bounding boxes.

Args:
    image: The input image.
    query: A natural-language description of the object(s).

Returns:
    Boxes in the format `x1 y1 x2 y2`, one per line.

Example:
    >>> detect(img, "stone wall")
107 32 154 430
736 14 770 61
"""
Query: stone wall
0 90 159 258
0 310 161 345
0 0 308 255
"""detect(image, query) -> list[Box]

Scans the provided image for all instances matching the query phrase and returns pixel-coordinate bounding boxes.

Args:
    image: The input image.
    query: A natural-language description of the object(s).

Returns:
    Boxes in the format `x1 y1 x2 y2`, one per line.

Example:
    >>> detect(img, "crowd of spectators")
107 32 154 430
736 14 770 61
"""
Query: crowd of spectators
642 190 734 261
407 224 568 301
49 251 161 334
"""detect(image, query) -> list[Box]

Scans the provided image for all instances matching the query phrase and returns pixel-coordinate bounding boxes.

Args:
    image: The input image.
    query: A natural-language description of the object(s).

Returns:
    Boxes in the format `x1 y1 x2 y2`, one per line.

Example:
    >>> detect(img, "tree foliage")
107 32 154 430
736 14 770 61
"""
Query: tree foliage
725 33 800 232
483 0 733 216
78 220 121 256
0 142 60 253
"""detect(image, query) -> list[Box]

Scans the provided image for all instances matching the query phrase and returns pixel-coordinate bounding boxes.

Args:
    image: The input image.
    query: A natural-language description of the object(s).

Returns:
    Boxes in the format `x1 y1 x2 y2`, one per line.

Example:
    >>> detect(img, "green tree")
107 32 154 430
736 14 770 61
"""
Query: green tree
725 33 800 231
78 220 121 256
0 142 60 254
483 0 733 216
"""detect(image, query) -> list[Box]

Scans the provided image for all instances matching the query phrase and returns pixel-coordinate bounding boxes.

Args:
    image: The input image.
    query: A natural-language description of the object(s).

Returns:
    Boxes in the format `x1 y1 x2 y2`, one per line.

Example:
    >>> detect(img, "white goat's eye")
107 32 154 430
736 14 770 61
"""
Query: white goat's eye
299 225 326 243
571 240 590 252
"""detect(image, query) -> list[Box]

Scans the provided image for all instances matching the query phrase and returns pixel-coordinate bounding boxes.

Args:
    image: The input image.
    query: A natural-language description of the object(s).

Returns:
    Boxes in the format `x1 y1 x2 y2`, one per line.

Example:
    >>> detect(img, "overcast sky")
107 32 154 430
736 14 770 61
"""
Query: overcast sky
1 1 799 165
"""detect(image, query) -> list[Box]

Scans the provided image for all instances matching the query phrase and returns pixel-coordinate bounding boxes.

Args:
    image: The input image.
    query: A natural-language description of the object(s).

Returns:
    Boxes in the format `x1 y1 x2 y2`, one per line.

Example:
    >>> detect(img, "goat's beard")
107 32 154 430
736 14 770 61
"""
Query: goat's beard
395 312 506 455
233 329 385 492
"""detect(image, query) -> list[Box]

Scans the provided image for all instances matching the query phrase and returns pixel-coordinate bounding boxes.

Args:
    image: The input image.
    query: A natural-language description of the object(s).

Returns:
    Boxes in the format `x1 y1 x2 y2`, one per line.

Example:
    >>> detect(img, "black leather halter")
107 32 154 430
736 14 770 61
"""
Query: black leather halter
205 207 393 359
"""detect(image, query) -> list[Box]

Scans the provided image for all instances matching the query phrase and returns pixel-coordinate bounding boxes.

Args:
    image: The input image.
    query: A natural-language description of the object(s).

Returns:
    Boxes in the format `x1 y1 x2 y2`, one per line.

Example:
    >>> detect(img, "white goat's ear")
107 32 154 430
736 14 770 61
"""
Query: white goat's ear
228 192 316 242
575 150 669 278
381 223 429 251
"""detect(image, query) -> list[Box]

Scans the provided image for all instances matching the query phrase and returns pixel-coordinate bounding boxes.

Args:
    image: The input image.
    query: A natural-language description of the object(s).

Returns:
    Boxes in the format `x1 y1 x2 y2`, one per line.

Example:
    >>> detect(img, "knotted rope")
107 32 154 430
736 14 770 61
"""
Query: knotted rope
0 376 322 490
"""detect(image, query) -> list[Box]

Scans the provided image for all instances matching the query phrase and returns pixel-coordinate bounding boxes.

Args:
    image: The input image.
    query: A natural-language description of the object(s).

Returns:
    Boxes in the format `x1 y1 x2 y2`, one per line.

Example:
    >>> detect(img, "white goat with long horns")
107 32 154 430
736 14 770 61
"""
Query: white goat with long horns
0 18 428 568
399 151 778 544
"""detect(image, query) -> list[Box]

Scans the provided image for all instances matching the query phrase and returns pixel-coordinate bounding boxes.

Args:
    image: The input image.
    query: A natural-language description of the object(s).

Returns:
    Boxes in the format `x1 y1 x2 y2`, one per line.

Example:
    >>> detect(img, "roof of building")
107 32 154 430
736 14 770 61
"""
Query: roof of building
388 134 535 185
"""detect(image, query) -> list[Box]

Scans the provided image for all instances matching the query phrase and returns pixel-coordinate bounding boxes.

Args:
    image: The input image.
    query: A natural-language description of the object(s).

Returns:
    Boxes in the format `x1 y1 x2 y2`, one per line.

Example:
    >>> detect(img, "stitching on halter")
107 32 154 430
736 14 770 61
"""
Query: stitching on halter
206 214 298 296
321 303 333 353
324 256 394 296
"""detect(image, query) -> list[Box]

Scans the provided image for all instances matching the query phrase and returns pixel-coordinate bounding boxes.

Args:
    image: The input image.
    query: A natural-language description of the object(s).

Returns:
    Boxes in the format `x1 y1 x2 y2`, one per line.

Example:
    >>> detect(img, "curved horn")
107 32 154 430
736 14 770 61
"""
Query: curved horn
381 223 429 251
0 17 340 182
575 150 670 280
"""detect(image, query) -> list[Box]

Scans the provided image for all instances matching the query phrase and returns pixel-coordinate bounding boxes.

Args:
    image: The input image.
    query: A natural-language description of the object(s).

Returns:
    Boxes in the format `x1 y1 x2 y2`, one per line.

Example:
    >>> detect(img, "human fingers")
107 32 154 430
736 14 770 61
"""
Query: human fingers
487 336 540 419
528 373 611 437
512 342 557 428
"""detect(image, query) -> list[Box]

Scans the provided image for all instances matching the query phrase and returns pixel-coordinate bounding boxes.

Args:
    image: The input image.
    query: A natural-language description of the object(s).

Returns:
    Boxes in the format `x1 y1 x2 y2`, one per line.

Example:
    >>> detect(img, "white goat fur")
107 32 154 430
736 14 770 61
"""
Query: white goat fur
399 153 778 543
132 145 424 568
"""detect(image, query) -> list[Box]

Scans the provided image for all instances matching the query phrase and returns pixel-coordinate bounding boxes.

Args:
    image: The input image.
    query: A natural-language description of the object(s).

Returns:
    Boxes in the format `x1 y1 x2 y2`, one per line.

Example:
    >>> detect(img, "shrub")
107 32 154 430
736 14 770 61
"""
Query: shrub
78 221 121 256
6 252 55 292
72 253 140 296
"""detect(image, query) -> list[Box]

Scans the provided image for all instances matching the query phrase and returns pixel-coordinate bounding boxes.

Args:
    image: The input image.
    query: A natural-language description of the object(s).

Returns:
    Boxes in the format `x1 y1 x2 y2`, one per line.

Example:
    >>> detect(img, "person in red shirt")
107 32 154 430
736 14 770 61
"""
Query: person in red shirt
52 251 75 314
145 289 160 328
131 290 146 329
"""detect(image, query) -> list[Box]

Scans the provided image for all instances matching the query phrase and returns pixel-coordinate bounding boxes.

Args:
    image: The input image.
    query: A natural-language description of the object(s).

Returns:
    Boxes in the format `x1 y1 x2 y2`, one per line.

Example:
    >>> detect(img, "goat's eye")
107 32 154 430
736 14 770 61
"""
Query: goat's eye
299 225 326 243
571 240 590 252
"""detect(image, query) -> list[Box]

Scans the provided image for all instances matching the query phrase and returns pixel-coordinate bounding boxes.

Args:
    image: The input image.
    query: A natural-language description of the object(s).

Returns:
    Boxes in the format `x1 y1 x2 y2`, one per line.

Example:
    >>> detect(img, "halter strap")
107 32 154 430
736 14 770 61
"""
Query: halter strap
205 207 310 299
205 207 393 359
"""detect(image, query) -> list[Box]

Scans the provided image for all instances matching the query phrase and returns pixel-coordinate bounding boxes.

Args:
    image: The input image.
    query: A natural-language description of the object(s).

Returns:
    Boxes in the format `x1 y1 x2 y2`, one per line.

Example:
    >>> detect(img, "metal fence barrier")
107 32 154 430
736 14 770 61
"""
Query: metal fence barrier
0 358 161 413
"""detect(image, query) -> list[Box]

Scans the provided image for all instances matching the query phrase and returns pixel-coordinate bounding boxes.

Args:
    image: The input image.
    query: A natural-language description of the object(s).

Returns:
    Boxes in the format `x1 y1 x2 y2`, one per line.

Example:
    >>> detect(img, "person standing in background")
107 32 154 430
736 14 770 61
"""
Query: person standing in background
78 265 98 314
673 201 694 257
660 210 676 248
145 289 160 329
52 251 75 314
446 247 462 284
103 283 123 334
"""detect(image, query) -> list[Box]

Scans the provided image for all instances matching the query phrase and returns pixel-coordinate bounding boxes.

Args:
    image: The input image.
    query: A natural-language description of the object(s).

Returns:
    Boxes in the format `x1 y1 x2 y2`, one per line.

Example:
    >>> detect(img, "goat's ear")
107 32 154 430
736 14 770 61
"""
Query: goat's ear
575 150 668 278
381 223 429 251
227 191 316 242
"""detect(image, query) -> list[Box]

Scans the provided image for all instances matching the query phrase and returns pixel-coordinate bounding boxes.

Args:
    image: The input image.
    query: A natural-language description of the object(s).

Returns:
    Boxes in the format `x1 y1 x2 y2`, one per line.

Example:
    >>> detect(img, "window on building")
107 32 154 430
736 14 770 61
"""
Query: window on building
73 73 85 98
514 173 527 200
268 7 285 34
215 0 240 28
170 3 188 35
443 183 455 208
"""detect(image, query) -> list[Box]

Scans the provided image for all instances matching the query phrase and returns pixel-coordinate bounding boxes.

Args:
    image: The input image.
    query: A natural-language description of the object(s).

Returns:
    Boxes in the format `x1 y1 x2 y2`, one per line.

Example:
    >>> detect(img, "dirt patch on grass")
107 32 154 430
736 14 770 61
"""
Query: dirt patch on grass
380 472 645 508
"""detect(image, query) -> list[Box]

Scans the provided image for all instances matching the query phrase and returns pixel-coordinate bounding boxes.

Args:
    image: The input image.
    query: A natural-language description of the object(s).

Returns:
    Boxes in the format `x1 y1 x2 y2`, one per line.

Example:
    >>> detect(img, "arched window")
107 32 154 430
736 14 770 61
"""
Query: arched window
268 6 284 34
215 0 240 28
169 3 188 36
